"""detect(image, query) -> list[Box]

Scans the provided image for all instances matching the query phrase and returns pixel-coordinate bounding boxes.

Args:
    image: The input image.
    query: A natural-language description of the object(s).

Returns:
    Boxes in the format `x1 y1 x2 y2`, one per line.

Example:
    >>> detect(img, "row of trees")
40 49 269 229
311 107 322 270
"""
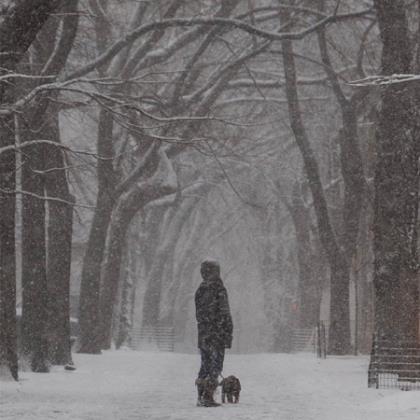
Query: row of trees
1 0 419 380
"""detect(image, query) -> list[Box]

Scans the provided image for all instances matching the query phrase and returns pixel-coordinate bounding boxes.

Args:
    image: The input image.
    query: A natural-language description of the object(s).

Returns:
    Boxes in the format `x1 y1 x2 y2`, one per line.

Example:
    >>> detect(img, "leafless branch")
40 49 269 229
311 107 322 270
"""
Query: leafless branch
65 11 372 81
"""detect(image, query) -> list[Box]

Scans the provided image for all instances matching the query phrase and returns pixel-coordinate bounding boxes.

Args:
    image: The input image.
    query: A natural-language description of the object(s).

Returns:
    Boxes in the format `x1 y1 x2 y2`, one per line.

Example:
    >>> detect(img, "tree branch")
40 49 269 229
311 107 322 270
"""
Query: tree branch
65 11 371 81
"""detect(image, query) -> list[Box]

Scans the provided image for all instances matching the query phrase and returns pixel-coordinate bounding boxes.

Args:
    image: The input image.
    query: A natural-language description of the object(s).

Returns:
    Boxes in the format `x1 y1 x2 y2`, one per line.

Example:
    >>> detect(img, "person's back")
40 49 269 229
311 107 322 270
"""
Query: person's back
195 275 232 349
194 260 233 407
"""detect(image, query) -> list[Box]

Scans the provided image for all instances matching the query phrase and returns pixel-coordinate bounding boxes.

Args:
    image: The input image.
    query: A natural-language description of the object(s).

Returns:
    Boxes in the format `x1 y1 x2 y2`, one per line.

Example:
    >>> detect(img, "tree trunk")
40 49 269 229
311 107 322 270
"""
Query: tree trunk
98 198 137 349
0 0 62 383
20 135 49 372
78 110 116 354
0 0 68 379
47 192 74 364
280 34 351 354
372 0 419 344
0 2 61 94
0 115 18 380
290 184 322 329
115 244 132 349
43 114 74 366
98 152 177 349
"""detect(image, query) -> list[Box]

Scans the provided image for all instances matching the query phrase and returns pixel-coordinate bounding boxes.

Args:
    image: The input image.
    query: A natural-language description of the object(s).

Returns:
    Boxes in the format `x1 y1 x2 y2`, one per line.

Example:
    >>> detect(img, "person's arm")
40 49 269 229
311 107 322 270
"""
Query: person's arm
195 288 203 323
219 287 233 348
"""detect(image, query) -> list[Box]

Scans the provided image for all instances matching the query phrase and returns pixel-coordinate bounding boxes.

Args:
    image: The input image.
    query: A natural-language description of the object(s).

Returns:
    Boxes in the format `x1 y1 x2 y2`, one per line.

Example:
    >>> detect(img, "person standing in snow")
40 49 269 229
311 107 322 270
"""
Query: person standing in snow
194 260 233 407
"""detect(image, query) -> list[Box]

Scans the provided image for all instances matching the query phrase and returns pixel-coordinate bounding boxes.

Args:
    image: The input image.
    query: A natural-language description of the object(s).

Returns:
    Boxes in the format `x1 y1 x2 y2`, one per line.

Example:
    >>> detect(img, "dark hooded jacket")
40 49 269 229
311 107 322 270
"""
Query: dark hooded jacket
195 261 233 349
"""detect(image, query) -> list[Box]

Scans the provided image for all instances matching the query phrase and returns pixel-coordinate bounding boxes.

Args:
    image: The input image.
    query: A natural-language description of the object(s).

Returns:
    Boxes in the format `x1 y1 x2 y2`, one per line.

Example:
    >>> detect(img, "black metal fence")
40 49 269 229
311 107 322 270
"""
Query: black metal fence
368 338 420 390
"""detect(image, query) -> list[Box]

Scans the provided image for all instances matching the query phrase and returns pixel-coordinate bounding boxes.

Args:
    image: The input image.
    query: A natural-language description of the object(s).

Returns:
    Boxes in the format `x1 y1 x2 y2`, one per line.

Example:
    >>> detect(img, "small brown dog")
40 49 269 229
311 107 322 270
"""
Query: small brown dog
220 375 241 403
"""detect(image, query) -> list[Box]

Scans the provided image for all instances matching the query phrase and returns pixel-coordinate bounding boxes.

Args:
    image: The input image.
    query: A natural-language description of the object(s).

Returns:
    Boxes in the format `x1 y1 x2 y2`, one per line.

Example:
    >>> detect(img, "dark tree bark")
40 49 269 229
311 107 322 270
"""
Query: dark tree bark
355 125 376 354
44 0 79 366
0 0 62 382
372 0 420 343
20 132 49 372
78 111 116 354
43 115 75 366
0 112 18 380
19 0 78 367
0 1 62 96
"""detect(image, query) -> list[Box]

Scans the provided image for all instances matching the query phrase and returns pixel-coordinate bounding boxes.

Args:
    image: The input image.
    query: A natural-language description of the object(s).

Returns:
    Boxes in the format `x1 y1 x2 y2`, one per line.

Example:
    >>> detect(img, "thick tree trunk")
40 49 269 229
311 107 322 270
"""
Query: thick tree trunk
20 137 49 372
98 199 138 349
17 0 78 367
354 183 374 353
0 0 62 383
43 115 74 366
372 0 420 344
0 115 18 380
0 2 61 95
47 193 74 364
78 110 116 354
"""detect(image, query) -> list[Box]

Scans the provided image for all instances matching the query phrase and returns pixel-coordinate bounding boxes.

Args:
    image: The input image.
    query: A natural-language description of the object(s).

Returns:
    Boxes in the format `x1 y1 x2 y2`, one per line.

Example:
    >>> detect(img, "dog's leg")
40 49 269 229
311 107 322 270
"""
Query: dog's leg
222 391 225 404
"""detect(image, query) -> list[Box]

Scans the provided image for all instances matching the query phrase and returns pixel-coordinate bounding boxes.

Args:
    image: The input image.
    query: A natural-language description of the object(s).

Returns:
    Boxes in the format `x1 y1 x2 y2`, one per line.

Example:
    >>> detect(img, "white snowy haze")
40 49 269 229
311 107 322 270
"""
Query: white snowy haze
4 0 420 419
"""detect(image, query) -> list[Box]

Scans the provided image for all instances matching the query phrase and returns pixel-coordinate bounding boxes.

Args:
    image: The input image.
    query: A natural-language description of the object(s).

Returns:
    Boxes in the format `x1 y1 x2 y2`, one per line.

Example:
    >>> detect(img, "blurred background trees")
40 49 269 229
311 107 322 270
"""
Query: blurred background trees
1 0 419 380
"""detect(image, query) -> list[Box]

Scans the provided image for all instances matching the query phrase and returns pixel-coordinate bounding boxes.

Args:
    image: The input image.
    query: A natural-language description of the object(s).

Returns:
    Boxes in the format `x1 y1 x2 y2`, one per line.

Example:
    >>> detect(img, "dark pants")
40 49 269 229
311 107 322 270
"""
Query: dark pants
198 346 225 381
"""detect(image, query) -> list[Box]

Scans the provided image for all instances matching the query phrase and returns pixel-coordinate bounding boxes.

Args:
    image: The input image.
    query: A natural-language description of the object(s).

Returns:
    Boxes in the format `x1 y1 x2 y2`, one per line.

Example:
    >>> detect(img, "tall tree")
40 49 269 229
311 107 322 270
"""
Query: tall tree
372 0 420 344
20 0 79 368
280 25 352 354
0 0 62 380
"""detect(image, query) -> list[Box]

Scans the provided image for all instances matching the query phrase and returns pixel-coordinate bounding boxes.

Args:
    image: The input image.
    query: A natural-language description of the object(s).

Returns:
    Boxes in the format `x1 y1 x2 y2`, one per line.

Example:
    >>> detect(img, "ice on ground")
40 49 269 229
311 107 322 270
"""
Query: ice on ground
1 351 420 420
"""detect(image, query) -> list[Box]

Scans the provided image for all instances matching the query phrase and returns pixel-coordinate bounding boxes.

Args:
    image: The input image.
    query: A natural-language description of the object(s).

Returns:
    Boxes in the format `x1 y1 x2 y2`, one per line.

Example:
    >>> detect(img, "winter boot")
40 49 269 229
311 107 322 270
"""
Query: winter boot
201 378 221 407
195 378 205 406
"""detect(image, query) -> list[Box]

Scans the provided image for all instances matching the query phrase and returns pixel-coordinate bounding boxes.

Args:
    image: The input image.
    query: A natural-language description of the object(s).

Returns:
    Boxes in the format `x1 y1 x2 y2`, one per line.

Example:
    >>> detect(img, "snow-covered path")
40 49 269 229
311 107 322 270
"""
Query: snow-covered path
2 351 420 420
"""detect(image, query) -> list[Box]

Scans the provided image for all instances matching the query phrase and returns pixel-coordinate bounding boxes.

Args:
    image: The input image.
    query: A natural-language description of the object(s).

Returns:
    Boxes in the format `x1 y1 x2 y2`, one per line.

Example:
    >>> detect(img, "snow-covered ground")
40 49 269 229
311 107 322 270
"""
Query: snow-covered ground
2 350 420 420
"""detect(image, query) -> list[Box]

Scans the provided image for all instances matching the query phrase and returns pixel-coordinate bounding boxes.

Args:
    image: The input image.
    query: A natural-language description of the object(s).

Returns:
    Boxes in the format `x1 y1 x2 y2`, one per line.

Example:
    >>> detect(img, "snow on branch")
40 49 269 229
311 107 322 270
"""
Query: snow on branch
228 75 329 89
0 139 111 160
143 193 178 211
0 188 95 209
348 74 420 87
1 77 283 131
65 8 372 81
0 73 56 82
215 96 329 108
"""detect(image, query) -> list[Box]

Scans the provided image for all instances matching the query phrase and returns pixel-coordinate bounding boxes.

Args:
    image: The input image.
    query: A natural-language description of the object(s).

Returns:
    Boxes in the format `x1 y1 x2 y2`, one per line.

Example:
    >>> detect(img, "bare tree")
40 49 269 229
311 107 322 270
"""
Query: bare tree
19 0 79 370
372 0 420 345
0 0 62 380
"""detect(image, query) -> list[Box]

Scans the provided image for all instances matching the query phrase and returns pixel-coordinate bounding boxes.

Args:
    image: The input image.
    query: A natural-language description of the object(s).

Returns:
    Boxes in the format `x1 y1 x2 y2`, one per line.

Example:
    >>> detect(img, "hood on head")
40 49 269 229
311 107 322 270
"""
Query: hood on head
200 260 220 281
